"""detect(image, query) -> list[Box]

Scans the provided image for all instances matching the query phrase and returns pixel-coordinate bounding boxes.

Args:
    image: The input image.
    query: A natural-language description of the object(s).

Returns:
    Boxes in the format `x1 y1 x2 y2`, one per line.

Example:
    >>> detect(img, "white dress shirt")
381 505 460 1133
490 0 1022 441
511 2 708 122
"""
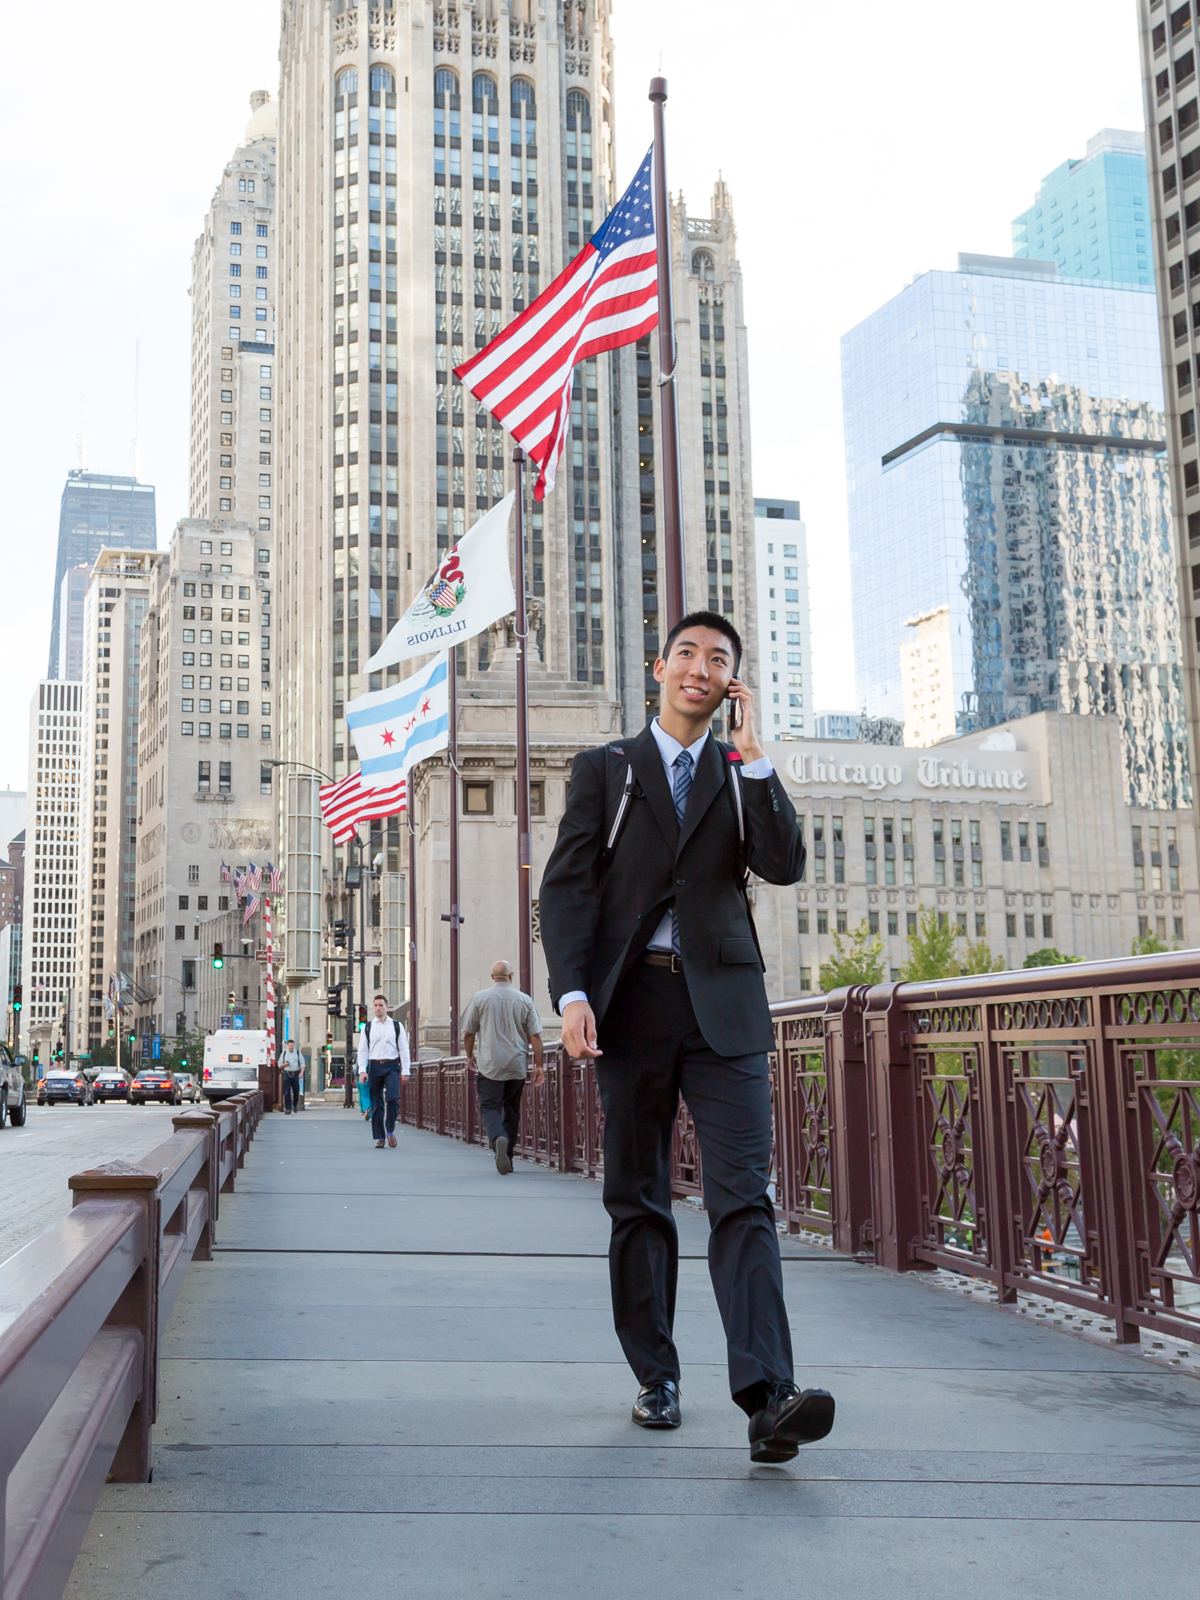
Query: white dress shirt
559 719 773 1010
356 1014 412 1077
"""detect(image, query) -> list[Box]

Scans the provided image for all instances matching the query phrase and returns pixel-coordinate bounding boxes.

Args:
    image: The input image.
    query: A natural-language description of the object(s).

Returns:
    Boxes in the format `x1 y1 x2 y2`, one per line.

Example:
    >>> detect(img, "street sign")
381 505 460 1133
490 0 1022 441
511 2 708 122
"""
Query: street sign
232 1015 245 1030
140 1033 151 1060
152 1034 162 1060
359 949 382 958
254 949 284 964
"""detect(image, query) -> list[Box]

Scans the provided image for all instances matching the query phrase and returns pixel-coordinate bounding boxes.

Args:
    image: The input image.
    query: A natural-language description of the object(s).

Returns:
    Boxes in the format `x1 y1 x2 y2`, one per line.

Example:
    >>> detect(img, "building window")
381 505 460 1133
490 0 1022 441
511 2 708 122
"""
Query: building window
1036 821 1049 867
219 761 232 793
882 817 895 885
817 910 828 935
951 817 964 886
864 816 876 886
868 910 880 935
799 967 812 993
901 817 914 885
463 780 493 815
1001 820 1013 862
933 818 946 886
260 763 273 794
887 911 898 936
832 816 844 884
1006 913 1017 938
370 65 395 91
798 909 810 934
529 780 545 816
1018 821 1031 862
1024 913 1035 939
812 815 825 884
975 914 986 938
836 909 848 934
197 761 211 793
175 925 185 940
906 911 917 935
337 66 358 96
178 895 189 910
181 722 194 736
969 819 982 887
188 863 200 883
182 960 196 990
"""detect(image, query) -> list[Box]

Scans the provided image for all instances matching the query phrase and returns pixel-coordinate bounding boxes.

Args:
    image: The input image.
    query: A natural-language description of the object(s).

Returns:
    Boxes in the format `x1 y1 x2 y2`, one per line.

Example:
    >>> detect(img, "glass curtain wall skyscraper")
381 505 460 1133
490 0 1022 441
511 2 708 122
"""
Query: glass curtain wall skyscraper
49 471 157 679
1012 128 1153 287
842 252 1188 807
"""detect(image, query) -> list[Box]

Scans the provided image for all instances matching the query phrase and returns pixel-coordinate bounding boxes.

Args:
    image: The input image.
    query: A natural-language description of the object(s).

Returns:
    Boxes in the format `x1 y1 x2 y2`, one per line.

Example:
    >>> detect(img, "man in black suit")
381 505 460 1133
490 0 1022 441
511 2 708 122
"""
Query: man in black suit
539 612 835 1463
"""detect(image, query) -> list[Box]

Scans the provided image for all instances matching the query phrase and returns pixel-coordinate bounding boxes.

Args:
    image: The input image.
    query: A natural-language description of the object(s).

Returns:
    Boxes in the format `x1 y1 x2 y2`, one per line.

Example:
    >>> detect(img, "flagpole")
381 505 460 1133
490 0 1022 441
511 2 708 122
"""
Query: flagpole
649 76 686 631
407 803 419 1059
513 450 533 998
447 657 461 1054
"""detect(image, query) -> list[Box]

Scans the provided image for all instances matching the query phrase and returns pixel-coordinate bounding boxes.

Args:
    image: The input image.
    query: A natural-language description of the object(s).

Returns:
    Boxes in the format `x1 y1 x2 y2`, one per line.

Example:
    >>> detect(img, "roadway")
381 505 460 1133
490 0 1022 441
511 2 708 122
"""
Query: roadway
57 1106 1200 1599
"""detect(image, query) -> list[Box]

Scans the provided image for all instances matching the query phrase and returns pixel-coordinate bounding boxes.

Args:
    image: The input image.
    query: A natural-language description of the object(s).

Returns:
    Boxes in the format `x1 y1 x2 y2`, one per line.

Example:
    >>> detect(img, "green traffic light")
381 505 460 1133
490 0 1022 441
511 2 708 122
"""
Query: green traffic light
213 956 224 969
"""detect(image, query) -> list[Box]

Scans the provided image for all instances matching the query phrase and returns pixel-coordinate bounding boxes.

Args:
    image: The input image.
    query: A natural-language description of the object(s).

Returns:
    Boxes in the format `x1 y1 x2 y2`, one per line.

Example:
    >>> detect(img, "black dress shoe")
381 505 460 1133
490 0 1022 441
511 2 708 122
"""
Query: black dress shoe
748 1382 835 1463
631 1380 681 1429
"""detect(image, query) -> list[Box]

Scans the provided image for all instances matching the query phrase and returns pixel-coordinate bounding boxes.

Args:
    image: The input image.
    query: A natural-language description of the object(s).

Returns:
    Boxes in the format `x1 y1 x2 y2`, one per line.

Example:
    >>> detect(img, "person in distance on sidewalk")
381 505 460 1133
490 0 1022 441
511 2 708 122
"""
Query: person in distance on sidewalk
463 960 544 1174
356 991 410 1148
539 611 835 1461
280 1039 303 1114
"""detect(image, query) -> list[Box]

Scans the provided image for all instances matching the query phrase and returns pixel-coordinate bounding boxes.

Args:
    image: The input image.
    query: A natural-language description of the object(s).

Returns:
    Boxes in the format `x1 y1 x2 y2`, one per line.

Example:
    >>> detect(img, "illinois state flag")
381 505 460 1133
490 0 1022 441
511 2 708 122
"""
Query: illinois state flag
346 651 450 785
364 493 516 671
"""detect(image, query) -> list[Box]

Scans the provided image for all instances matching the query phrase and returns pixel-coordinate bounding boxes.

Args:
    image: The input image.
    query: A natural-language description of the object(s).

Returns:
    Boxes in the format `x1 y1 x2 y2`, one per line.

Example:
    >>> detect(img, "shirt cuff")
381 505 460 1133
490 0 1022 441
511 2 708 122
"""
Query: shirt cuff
558 990 588 1011
741 755 774 779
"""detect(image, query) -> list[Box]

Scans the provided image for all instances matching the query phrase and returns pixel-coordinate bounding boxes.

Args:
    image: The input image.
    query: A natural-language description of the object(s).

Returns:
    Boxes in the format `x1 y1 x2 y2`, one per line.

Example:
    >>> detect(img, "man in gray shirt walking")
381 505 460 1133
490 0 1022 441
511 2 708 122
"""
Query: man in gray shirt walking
463 960 544 1175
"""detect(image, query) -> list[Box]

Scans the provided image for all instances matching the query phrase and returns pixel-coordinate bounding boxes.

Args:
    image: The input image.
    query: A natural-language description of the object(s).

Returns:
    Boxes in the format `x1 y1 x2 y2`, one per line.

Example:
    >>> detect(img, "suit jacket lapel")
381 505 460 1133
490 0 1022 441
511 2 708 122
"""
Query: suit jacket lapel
627 722 679 851
676 734 726 857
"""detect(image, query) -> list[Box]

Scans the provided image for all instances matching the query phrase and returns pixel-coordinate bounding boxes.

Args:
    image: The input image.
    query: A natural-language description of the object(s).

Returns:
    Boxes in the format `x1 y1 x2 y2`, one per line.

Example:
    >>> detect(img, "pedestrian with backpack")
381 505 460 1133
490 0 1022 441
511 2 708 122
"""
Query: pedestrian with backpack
539 611 834 1464
356 991 411 1149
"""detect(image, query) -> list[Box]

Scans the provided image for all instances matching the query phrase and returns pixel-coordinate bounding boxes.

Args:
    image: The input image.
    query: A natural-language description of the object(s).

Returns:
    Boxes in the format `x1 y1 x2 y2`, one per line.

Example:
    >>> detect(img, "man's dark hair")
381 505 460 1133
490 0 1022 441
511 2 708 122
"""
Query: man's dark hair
661 610 743 674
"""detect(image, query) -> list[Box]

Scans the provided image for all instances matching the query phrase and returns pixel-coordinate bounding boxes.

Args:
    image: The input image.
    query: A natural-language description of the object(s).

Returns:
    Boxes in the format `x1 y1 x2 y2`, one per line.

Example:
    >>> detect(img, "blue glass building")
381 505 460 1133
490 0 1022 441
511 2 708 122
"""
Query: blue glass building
1012 129 1152 288
842 253 1189 807
49 470 156 678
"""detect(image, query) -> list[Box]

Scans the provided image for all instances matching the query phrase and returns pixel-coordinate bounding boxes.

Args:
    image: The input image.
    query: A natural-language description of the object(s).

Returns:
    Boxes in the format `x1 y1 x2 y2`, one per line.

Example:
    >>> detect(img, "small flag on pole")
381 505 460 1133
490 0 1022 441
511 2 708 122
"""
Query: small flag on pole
221 861 232 884
455 147 658 500
243 893 261 926
268 862 283 894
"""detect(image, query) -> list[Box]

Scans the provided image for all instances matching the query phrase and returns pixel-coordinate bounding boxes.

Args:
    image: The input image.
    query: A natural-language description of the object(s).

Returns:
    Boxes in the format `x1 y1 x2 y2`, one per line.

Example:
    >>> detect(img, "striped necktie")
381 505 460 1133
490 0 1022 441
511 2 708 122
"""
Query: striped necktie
670 750 694 954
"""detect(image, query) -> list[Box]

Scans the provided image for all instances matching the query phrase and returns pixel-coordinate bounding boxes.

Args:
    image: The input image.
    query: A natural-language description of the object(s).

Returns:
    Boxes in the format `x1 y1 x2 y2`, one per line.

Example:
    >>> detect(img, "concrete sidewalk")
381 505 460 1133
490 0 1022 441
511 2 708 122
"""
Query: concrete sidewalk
65 1109 1200 1600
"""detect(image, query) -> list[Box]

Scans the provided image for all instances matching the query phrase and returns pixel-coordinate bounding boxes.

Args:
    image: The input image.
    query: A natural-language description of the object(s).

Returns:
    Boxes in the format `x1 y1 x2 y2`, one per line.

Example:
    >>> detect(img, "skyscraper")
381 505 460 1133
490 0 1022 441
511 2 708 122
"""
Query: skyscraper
751 498 811 739
48 471 156 678
273 1 757 1047
1137 0 1200 856
841 250 1188 807
1012 129 1154 286
188 92 278 532
71 548 161 1055
21 681 83 1058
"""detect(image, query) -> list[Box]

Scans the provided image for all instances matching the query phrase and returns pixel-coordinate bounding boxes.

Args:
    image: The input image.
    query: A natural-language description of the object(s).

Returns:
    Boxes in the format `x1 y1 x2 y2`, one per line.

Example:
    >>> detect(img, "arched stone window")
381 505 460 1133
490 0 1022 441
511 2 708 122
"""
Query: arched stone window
370 66 395 93
473 72 497 104
511 77 535 109
336 67 358 97
566 89 590 124
434 68 459 96
692 251 715 282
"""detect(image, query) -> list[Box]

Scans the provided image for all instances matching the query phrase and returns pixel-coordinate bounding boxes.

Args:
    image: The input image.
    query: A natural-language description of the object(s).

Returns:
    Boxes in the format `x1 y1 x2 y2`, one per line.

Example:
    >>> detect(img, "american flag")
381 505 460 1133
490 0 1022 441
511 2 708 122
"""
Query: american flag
455 146 658 500
233 867 248 903
243 893 261 926
319 769 407 844
267 862 283 894
220 861 232 884
247 862 263 894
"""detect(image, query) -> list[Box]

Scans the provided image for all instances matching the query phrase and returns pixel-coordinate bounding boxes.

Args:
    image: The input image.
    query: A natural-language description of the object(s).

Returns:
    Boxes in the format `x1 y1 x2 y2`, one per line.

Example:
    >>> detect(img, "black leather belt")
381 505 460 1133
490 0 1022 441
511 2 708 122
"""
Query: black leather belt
642 951 684 973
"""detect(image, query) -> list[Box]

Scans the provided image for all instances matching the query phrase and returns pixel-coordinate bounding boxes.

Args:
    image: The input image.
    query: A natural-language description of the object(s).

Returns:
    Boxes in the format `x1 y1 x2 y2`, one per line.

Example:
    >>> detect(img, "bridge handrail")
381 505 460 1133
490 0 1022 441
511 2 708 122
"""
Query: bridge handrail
0 1090 263 1600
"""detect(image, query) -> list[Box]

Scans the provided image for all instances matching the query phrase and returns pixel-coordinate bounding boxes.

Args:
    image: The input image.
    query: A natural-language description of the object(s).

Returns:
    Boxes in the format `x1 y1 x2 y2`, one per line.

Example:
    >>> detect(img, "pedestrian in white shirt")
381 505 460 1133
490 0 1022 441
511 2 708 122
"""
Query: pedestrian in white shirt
356 991 411 1149
280 1040 303 1114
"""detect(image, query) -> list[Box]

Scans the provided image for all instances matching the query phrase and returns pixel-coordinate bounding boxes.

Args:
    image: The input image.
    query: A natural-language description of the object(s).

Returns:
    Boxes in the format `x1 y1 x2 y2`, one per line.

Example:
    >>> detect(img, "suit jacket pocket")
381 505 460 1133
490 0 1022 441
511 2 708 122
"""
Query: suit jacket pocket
720 937 760 965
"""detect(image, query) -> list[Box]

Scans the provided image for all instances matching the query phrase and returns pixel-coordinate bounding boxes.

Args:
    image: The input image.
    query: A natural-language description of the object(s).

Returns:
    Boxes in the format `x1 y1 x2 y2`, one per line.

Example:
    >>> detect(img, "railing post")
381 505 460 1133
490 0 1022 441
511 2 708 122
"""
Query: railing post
824 987 874 1256
67 1162 161 1481
862 983 927 1273
1091 989 1142 1342
171 1110 219 1260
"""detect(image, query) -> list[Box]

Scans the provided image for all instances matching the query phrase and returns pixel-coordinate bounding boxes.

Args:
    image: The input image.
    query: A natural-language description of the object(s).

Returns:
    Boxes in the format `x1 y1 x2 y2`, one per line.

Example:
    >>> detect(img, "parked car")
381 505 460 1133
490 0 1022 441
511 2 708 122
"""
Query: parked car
38 1069 93 1106
92 1068 134 1103
130 1069 181 1106
0 1044 26 1127
175 1072 202 1104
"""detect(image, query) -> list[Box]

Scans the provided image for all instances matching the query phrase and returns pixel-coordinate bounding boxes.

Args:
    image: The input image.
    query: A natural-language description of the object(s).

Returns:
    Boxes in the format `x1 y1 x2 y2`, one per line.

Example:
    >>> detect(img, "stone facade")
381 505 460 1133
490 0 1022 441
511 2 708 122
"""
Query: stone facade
132 521 275 1039
21 681 83 1057
71 548 162 1054
750 711 1198 1001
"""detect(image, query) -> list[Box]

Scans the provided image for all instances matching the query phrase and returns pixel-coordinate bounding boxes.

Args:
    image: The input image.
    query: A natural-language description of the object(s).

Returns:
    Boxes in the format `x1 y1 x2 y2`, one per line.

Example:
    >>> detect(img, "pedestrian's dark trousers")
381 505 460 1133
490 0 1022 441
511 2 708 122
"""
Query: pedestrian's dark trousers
282 1070 301 1113
476 1072 525 1150
368 1062 400 1141
595 961 794 1414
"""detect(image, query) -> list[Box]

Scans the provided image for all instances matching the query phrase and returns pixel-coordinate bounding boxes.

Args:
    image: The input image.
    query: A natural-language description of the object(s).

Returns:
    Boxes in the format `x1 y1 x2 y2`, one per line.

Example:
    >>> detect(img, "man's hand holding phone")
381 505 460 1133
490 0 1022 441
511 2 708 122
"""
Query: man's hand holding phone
725 678 764 763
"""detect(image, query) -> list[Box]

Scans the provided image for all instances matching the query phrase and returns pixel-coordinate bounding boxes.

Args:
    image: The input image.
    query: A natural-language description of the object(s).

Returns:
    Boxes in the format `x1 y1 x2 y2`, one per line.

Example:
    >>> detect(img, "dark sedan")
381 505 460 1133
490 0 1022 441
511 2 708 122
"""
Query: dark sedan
93 1069 134 1102
38 1070 93 1106
130 1069 181 1106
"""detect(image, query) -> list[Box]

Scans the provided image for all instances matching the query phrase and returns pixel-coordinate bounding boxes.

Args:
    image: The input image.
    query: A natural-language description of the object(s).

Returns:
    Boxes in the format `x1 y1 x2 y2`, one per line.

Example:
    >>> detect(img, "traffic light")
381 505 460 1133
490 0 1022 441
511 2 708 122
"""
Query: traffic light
332 920 349 948
212 942 224 970
228 991 236 1011
128 1031 135 1046
326 1032 334 1046
326 983 343 1017
12 985 21 1013
357 1002 368 1026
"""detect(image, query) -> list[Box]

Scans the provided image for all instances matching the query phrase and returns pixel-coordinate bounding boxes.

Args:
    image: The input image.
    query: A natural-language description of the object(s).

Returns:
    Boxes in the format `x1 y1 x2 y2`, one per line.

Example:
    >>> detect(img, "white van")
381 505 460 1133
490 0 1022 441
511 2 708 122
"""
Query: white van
203 1030 268 1102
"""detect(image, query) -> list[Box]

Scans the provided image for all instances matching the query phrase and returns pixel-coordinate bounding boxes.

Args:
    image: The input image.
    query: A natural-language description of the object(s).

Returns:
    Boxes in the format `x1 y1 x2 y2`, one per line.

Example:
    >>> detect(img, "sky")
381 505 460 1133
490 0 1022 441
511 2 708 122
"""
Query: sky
0 0 1148 793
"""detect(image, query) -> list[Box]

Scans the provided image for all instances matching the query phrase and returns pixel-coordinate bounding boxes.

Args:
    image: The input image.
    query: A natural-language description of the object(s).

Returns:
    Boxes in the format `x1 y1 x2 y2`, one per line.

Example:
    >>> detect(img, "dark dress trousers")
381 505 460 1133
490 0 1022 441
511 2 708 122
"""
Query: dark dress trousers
539 723 806 1409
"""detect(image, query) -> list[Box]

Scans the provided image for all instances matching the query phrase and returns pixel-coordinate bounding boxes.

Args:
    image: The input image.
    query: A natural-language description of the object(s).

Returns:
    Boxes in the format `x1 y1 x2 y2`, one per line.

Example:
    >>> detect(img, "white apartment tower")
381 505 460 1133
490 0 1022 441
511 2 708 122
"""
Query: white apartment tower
751 497 810 739
72 549 162 1055
901 605 957 748
133 521 275 1040
189 93 278 535
273 1 756 1044
21 681 83 1058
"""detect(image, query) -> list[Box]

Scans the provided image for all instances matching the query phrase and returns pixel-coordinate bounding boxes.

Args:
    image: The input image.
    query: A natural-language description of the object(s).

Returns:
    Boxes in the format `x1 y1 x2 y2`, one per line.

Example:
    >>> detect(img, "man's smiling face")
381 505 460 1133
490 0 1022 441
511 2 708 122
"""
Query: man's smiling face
654 627 736 723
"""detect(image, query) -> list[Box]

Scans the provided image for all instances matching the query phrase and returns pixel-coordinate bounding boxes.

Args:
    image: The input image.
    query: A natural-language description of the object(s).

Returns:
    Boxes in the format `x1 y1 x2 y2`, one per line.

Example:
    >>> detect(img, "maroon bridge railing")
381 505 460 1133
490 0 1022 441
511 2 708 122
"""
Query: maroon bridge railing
0 1091 263 1600
401 952 1200 1349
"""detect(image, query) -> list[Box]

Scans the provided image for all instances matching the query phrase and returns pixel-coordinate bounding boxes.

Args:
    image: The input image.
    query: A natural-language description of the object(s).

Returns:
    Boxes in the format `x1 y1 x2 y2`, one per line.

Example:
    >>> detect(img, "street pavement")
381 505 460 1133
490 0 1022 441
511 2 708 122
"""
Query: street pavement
60 1107 1200 1600
0 1103 182 1266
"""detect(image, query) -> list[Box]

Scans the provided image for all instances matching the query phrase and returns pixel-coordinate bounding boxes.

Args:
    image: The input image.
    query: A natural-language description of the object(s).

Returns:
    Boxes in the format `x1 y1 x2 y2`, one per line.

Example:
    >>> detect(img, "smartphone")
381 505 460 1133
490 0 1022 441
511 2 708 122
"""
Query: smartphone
727 679 744 731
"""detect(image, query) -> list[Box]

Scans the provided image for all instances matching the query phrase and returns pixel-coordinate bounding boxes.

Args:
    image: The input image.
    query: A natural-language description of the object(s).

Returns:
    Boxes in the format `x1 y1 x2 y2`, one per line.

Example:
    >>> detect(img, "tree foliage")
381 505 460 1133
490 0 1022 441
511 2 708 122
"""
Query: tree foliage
898 906 960 981
1131 931 1173 957
961 939 1005 975
1022 946 1082 969
819 920 885 991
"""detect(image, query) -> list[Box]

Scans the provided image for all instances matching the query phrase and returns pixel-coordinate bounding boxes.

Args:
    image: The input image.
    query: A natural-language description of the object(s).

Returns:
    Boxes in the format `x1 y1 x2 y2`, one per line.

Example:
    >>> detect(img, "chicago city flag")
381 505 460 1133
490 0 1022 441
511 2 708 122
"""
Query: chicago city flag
365 494 516 671
320 653 450 842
